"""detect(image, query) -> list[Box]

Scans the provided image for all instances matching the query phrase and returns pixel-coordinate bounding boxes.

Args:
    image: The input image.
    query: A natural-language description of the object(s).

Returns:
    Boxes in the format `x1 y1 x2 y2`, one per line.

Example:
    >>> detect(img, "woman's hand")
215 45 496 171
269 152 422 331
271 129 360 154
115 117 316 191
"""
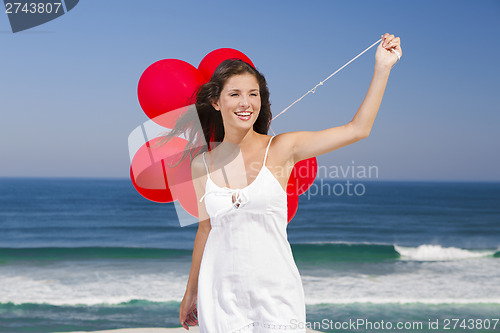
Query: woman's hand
375 33 402 70
179 291 198 330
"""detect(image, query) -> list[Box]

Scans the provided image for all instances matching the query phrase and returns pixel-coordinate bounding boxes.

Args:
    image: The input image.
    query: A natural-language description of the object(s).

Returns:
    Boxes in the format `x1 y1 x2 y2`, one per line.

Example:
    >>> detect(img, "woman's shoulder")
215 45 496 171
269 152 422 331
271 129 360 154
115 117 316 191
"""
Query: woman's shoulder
270 132 295 150
262 133 295 166
190 152 208 178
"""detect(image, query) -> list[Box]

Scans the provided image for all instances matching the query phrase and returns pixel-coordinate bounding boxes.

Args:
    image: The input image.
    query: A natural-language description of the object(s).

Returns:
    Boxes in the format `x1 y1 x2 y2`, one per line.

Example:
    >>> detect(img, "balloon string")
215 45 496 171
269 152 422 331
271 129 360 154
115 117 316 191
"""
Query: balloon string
269 38 387 136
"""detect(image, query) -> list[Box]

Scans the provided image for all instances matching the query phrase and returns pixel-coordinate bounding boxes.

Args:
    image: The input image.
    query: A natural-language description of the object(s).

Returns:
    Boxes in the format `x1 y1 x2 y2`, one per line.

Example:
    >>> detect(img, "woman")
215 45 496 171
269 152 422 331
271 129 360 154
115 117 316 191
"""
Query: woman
179 33 402 331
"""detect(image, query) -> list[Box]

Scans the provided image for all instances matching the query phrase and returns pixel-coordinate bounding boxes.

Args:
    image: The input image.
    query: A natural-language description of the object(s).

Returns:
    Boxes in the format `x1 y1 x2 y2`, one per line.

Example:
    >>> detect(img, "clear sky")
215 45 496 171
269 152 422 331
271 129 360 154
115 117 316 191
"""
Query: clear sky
1 0 499 181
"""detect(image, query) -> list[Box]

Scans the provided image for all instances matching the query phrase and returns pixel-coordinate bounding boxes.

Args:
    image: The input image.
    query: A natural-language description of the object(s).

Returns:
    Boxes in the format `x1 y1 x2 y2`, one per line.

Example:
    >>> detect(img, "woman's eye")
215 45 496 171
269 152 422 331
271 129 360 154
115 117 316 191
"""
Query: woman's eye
229 93 258 97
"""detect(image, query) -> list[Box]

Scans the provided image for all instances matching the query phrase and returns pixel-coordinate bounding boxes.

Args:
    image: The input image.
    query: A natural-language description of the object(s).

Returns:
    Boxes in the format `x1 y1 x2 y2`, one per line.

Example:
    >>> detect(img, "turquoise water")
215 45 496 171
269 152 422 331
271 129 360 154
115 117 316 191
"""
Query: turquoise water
0 178 499 332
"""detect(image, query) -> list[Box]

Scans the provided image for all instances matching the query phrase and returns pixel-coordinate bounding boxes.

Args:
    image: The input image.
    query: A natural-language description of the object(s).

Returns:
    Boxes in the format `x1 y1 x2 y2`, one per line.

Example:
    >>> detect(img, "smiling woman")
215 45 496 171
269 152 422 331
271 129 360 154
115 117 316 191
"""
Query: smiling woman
169 33 402 332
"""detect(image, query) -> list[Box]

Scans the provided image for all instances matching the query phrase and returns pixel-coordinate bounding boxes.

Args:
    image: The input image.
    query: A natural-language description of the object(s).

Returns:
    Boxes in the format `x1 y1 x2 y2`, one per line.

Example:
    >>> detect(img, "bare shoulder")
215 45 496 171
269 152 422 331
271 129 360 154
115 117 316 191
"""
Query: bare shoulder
190 152 207 179
271 132 295 148
271 131 317 164
267 132 297 165
271 132 299 152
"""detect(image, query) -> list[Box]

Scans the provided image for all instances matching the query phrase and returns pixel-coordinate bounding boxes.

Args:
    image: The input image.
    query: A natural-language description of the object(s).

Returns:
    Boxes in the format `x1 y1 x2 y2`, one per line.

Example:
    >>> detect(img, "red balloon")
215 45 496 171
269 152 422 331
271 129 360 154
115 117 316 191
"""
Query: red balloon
156 136 189 181
285 158 317 223
198 48 254 81
285 172 299 223
130 136 188 203
130 166 173 203
290 157 318 196
137 59 205 127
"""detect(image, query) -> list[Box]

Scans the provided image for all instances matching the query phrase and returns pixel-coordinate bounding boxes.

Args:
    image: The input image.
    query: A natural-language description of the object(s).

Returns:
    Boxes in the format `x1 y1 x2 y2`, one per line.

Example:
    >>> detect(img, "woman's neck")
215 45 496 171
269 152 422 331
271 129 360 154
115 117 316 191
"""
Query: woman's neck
222 129 260 148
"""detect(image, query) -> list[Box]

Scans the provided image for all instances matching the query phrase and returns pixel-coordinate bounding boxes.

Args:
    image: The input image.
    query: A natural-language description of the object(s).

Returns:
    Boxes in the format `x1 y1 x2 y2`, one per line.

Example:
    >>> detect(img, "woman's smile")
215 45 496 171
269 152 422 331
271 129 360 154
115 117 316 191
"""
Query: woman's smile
234 110 253 121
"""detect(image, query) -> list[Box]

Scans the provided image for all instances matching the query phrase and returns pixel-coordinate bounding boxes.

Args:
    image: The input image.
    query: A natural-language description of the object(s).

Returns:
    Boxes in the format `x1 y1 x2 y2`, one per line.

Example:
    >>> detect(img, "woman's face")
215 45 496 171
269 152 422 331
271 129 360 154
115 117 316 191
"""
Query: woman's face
212 73 261 130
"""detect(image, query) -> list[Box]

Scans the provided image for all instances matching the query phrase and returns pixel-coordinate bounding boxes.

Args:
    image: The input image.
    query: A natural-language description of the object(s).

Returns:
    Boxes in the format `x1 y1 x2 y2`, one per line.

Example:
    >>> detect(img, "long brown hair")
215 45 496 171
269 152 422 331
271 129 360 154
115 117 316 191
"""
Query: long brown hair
155 58 272 167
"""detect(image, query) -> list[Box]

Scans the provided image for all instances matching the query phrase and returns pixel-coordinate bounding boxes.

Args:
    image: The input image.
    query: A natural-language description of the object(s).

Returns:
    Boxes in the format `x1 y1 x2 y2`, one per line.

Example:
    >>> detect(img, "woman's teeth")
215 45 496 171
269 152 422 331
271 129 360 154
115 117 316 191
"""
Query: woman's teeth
234 112 252 120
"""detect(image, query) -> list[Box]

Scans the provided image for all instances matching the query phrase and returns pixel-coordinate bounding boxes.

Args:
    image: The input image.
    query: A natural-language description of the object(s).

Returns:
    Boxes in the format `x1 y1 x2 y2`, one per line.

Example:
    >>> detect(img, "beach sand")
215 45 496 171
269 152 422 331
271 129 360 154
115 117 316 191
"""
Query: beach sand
58 327 322 333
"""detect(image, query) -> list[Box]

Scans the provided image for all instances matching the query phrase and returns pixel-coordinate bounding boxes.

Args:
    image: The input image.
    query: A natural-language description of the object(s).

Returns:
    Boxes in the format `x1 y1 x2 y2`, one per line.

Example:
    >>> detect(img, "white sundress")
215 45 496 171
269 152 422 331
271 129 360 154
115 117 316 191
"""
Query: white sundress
197 135 307 332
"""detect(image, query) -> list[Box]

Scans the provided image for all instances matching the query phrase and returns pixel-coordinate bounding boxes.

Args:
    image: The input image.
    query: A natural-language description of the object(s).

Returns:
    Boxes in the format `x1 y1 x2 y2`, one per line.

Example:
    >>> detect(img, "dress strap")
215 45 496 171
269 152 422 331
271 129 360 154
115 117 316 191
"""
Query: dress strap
262 136 275 166
199 152 211 204
202 152 211 180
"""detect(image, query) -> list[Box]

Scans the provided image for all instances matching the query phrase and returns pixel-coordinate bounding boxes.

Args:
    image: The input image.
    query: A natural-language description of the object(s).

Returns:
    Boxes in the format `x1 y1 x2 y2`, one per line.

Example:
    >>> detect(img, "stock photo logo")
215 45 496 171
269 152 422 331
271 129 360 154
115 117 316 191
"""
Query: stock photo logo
4 0 79 33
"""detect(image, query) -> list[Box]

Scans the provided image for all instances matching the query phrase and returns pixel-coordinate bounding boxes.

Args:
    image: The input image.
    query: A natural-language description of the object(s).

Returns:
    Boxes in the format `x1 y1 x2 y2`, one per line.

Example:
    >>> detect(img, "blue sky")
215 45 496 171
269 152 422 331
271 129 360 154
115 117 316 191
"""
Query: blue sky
1 0 499 181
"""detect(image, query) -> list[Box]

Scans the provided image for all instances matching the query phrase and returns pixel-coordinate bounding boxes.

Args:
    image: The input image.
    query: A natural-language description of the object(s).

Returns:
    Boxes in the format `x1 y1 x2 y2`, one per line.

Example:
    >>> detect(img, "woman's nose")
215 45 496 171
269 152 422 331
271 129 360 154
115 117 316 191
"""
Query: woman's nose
239 97 249 108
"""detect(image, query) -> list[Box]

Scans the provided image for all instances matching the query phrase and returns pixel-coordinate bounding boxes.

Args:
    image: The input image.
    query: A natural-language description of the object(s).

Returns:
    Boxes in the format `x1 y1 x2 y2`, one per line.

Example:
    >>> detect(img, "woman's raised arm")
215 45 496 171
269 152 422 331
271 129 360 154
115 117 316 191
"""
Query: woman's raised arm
284 33 402 163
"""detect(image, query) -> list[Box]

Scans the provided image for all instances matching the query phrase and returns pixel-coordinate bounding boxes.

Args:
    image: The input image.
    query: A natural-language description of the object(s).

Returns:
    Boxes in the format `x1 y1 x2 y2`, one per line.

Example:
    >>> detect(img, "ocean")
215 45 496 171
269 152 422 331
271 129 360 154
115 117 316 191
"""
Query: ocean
0 178 499 332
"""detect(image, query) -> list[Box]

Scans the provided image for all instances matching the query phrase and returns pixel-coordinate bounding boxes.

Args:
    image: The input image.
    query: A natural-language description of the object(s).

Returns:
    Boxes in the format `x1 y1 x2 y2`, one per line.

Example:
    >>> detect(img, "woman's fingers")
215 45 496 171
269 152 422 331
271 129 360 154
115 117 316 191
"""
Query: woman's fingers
179 313 185 328
185 311 198 326
382 35 401 51
381 34 396 47
193 307 198 319
388 37 400 46
381 33 390 42
179 313 195 329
